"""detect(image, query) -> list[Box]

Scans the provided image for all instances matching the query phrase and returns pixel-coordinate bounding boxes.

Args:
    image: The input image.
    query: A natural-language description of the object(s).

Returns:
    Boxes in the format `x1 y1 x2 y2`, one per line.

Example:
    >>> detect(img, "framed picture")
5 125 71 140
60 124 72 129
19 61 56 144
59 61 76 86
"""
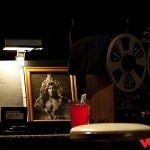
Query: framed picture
24 67 75 122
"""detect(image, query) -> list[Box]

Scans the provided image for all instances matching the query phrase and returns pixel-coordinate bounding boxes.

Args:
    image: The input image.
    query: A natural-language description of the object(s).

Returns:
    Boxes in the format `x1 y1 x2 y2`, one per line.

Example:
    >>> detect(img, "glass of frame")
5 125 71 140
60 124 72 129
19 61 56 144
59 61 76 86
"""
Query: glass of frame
24 67 75 122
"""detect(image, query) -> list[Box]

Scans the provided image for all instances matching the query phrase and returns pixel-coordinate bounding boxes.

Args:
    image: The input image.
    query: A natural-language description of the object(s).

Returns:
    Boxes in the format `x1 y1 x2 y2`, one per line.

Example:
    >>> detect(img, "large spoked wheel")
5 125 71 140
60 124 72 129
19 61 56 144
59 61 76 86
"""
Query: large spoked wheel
107 33 146 92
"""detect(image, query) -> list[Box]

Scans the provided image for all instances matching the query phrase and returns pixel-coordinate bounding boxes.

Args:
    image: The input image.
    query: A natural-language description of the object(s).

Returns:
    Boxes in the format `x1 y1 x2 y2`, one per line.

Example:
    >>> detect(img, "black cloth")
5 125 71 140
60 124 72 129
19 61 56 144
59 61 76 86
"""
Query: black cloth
68 34 112 75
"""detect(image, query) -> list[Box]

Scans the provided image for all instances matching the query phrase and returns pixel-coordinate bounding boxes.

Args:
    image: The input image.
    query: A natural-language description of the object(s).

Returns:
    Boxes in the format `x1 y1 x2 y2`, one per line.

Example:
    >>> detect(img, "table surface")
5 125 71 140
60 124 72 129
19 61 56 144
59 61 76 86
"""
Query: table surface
70 123 150 142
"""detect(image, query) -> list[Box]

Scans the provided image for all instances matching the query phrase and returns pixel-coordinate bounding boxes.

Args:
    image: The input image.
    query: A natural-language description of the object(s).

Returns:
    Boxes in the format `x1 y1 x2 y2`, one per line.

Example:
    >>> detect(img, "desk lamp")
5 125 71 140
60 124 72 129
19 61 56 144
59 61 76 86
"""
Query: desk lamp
3 39 43 64
2 39 43 107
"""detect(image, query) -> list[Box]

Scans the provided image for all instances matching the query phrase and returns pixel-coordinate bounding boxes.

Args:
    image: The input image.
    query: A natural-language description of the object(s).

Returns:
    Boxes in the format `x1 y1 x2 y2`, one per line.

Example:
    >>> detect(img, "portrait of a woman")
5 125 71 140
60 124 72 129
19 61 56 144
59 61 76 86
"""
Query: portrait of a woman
34 74 70 120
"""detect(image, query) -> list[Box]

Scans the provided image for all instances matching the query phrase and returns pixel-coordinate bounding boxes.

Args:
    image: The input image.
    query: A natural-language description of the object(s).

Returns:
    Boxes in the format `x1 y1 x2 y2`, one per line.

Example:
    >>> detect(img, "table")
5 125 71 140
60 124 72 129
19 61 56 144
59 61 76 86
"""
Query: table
70 123 150 150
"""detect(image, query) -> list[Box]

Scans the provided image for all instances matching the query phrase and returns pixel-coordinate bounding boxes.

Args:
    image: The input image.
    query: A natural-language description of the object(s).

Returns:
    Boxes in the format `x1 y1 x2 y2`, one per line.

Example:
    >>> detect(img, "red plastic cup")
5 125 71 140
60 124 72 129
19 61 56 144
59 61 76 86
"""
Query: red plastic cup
70 103 89 128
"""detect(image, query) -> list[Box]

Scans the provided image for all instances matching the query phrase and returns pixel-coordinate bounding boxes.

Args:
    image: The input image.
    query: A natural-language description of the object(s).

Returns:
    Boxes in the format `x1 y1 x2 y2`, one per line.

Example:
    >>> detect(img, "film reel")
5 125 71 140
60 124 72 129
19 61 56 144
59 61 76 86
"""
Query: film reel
107 33 147 92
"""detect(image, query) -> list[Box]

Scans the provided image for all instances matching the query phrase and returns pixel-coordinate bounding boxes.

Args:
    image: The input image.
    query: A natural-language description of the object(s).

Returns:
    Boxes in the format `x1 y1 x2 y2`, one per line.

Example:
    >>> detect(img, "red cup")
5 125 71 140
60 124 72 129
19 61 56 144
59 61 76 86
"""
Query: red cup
70 103 89 128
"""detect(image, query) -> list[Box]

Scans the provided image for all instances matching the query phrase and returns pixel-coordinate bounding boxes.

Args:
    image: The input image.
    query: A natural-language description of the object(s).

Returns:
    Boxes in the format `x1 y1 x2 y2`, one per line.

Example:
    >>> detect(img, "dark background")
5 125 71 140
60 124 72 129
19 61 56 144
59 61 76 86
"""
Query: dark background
0 0 149 60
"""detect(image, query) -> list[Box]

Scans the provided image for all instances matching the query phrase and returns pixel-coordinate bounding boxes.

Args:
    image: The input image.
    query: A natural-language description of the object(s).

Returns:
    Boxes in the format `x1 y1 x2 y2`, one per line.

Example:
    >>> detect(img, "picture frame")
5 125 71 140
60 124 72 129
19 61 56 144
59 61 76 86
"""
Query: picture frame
24 67 75 122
